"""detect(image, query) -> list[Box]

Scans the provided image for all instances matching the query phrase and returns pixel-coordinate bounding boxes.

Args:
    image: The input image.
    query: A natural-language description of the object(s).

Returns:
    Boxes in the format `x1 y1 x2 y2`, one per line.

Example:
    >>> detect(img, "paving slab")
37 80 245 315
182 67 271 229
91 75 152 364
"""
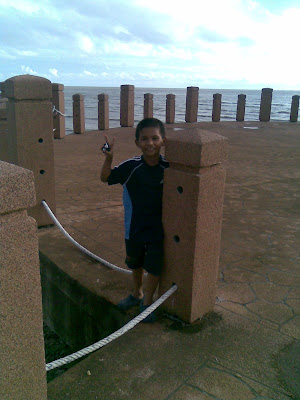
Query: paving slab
37 121 300 399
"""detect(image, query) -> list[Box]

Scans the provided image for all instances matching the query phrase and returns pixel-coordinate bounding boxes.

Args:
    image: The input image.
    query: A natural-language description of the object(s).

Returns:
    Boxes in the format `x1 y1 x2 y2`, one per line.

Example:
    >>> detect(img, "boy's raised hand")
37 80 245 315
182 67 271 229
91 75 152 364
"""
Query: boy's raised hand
102 135 115 159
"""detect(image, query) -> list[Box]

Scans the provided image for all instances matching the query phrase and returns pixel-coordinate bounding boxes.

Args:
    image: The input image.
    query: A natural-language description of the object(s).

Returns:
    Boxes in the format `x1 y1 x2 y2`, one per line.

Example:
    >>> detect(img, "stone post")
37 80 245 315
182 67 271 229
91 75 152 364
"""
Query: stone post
259 88 273 121
236 94 246 121
73 93 85 133
0 161 47 400
185 86 199 123
144 93 153 119
4 74 56 226
212 93 222 122
290 95 299 122
159 128 228 323
166 94 175 124
52 83 65 139
120 84 134 127
98 93 109 130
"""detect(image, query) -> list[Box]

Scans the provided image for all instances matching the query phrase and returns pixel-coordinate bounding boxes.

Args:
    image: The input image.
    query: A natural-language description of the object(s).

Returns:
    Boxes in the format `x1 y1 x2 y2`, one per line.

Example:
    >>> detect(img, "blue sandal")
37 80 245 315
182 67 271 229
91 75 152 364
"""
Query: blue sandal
117 294 143 311
140 304 157 323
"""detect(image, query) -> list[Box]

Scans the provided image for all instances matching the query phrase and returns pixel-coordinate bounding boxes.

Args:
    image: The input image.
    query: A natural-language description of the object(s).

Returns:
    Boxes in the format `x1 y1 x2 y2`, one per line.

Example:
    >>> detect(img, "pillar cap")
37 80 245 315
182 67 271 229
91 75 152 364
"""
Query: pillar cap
3 74 52 100
0 161 36 214
98 93 109 100
121 85 134 91
144 93 153 99
187 86 199 91
165 128 228 167
73 93 84 101
52 83 64 91
167 94 175 99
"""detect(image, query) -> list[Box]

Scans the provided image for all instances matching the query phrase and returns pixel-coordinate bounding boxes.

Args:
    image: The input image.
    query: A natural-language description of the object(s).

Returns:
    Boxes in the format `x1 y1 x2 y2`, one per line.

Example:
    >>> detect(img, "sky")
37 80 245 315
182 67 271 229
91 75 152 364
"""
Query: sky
0 0 299 89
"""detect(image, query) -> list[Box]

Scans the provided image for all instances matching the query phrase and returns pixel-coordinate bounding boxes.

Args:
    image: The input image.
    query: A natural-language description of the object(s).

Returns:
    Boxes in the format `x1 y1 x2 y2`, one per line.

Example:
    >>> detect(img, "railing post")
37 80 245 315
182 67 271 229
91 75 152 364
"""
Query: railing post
185 86 199 123
144 93 153 119
212 93 222 122
73 93 85 134
120 84 134 127
52 83 65 139
166 94 175 124
3 74 56 226
290 95 299 122
0 161 47 400
259 88 273 122
159 128 228 322
236 94 246 121
98 93 109 130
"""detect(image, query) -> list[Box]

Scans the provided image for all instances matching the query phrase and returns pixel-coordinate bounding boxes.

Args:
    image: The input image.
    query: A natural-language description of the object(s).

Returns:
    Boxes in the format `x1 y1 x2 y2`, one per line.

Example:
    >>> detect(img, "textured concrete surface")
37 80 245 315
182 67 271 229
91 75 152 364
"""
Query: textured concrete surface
39 120 299 399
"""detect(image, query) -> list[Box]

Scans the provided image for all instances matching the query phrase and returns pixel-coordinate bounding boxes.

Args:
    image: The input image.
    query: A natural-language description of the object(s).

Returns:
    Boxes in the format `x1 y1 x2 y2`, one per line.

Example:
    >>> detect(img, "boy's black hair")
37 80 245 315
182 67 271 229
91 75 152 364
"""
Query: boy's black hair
135 118 166 141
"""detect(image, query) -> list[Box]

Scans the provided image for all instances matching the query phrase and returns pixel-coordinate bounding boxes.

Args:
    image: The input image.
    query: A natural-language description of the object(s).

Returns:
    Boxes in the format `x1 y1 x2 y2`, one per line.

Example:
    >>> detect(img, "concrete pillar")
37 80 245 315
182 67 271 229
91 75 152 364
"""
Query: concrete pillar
52 83 65 139
0 161 47 400
98 93 109 130
0 97 7 121
166 94 175 124
4 74 56 226
159 128 228 323
212 93 222 122
185 86 199 123
144 93 153 119
290 95 299 122
73 93 85 134
259 88 273 121
120 84 134 127
236 94 246 121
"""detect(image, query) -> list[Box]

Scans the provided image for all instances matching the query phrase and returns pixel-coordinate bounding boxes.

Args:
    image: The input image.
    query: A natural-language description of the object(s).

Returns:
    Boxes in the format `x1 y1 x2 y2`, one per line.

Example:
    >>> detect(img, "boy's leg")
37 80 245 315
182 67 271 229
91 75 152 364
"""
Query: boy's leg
142 240 163 306
132 265 144 299
143 272 160 306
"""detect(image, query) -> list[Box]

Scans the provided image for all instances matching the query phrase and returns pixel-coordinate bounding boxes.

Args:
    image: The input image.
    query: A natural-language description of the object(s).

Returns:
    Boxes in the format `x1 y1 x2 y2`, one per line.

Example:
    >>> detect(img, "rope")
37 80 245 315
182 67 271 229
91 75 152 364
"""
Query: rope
46 284 177 371
41 200 131 274
52 105 66 117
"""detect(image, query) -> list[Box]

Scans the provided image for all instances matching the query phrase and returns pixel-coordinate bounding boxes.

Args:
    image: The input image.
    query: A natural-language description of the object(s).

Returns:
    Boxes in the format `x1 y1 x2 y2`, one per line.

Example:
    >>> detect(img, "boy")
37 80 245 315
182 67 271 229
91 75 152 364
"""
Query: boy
100 118 168 322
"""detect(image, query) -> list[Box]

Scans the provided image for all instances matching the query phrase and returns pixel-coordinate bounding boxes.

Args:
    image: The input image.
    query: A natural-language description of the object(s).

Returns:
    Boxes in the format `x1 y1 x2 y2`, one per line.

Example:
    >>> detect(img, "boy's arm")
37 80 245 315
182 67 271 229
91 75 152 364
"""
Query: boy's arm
100 136 115 183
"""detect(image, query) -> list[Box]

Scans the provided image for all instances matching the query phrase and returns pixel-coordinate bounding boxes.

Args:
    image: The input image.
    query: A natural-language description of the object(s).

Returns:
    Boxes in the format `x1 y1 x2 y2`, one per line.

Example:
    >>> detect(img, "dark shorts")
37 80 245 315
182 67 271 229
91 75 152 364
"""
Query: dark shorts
125 239 164 276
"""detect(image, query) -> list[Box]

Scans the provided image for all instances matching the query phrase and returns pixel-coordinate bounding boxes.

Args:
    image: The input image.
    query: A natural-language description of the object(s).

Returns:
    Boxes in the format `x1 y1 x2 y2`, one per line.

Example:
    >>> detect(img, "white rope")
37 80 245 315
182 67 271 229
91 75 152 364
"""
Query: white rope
41 200 131 274
52 105 66 117
46 284 177 371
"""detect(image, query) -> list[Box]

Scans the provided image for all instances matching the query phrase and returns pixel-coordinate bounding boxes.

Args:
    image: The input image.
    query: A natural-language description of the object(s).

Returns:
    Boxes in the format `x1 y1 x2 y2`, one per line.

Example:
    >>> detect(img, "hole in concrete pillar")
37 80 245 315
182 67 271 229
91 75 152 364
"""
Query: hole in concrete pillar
38 138 44 143
40 170 45 175
173 235 180 243
177 186 183 194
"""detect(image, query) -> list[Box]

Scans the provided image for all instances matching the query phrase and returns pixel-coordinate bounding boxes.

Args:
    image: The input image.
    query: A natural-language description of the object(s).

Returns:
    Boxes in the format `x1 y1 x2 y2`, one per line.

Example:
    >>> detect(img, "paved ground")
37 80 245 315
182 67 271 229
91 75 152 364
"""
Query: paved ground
39 120 299 399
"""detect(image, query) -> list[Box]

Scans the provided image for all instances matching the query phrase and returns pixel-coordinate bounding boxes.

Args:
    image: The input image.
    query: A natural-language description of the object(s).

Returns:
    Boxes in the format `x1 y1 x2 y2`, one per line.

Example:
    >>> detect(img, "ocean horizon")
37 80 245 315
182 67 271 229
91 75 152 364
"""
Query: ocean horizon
63 87 299 134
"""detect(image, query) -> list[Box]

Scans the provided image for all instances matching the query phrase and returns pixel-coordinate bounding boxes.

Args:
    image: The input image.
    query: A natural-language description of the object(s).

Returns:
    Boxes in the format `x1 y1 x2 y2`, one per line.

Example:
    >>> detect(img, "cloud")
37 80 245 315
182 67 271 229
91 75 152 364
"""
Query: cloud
21 65 39 75
49 68 58 77
0 0 299 88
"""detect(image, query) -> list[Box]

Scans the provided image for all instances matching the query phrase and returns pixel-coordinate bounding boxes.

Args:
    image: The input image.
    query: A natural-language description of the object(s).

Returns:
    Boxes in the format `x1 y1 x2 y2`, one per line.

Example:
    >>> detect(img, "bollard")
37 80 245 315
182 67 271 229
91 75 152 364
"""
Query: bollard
120 84 134 127
212 93 222 122
4 74 56 226
73 93 85 134
236 94 246 121
98 93 109 130
166 94 175 124
185 86 199 123
144 93 153 119
52 83 65 139
290 95 299 122
0 161 47 400
259 88 273 121
159 128 228 323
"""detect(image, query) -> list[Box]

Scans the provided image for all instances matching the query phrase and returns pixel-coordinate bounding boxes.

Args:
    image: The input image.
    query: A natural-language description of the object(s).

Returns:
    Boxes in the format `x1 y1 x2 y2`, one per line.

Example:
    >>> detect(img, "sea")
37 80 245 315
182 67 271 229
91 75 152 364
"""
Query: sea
63 87 299 135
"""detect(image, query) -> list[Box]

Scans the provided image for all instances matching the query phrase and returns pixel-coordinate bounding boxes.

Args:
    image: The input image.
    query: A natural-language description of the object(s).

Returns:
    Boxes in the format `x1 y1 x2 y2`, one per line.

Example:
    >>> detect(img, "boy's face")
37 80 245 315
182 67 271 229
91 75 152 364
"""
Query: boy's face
135 127 165 158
